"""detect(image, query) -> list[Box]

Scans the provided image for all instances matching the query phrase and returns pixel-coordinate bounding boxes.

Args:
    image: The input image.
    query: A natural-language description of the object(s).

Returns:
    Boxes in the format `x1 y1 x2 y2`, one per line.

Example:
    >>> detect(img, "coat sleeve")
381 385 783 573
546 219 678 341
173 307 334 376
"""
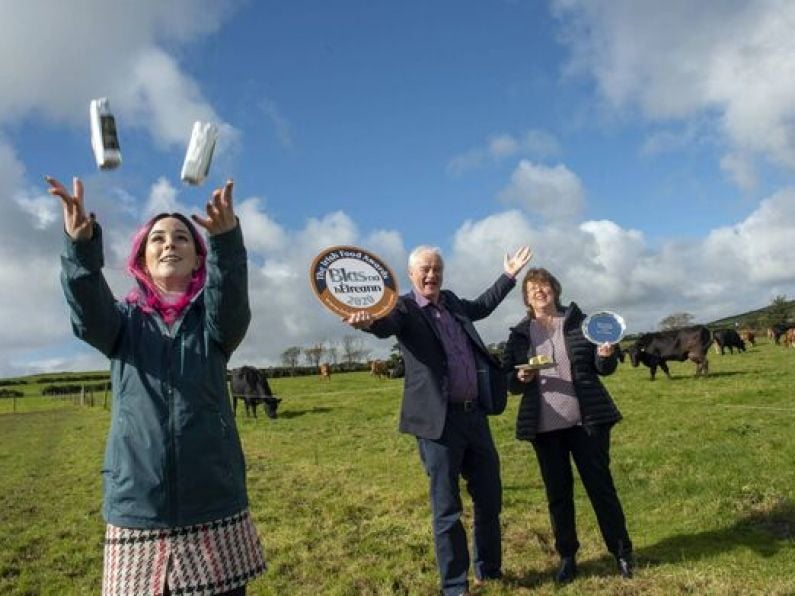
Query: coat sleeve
502 325 530 395
60 223 122 357
458 274 516 322
594 350 618 376
204 222 251 356
367 299 407 339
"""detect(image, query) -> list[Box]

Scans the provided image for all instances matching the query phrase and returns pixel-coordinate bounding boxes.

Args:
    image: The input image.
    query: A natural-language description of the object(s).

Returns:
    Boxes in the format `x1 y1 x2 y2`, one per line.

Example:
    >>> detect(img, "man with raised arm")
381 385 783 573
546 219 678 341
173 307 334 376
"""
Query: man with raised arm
345 245 531 596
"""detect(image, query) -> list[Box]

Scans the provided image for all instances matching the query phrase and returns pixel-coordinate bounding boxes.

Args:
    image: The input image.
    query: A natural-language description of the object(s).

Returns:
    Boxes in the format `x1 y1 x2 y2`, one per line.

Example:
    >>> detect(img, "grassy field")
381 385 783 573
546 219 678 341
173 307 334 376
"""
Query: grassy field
1 341 793 595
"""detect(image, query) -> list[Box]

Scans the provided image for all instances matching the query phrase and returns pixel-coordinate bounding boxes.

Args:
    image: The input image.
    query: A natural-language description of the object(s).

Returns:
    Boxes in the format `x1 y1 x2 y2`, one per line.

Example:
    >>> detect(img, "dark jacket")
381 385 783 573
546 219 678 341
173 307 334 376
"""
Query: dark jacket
368 274 516 440
60 222 251 529
502 302 622 442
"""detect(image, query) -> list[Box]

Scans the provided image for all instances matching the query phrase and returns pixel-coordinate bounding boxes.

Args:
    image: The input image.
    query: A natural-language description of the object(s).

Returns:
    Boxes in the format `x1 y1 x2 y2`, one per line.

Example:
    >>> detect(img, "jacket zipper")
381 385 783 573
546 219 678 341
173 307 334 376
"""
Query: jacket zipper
158 301 198 526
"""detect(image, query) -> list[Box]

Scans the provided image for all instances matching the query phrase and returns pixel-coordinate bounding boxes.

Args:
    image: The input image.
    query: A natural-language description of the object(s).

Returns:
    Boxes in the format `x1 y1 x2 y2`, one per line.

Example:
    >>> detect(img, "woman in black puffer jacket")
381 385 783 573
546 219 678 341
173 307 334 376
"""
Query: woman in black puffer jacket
502 268 633 584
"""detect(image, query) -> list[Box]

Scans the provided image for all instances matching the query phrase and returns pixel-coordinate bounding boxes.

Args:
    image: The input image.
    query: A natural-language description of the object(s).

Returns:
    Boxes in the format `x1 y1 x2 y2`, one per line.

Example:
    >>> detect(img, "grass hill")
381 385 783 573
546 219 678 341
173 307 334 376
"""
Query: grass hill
1 341 794 594
706 298 795 330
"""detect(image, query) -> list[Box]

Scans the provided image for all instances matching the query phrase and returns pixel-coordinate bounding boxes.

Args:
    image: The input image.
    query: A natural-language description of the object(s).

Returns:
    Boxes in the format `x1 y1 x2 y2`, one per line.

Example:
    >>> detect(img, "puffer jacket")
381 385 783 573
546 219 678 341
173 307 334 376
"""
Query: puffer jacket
60 222 251 529
502 302 622 441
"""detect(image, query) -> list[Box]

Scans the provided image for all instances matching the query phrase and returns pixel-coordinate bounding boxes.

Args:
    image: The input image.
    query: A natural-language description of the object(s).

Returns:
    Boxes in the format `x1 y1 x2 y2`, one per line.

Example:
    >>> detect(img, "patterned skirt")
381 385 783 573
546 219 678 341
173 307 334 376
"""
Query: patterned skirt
102 510 266 596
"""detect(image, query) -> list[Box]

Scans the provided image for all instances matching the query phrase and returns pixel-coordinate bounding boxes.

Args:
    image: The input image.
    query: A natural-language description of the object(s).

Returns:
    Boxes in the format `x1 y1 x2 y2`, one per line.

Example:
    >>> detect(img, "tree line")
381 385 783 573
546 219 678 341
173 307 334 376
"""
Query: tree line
279 335 374 376
658 295 794 331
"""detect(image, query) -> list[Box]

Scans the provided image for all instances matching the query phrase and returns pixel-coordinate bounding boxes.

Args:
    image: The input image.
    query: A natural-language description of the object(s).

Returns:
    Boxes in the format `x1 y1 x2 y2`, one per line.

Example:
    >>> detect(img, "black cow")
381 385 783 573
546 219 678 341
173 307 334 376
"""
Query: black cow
389 357 405 379
626 325 712 380
713 329 746 355
229 366 281 419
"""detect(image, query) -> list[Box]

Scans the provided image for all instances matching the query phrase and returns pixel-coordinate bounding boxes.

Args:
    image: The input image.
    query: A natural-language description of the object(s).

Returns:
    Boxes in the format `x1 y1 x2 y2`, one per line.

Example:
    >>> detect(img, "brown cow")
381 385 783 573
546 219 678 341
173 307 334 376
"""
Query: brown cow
785 328 795 348
370 359 388 380
740 330 756 346
318 362 332 382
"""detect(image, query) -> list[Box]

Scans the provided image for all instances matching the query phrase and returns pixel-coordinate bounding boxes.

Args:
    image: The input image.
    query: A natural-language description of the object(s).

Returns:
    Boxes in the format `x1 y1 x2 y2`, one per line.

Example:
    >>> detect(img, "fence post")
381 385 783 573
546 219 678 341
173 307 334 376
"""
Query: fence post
80 385 85 406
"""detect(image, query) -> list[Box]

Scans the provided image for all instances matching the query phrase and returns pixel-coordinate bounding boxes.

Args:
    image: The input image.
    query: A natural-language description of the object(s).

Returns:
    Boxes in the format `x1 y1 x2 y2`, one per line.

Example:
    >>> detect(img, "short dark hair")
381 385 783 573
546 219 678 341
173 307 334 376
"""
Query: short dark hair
521 267 564 316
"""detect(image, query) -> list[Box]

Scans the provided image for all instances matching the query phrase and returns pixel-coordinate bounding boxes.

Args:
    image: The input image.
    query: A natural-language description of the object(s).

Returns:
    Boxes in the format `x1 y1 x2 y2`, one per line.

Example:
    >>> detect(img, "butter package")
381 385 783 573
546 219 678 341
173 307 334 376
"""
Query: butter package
180 121 218 185
89 98 122 170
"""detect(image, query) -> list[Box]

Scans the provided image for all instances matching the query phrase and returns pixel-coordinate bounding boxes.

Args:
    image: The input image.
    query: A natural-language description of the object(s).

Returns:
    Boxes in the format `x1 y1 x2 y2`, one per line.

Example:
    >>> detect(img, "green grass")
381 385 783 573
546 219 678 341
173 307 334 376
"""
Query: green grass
1 342 794 594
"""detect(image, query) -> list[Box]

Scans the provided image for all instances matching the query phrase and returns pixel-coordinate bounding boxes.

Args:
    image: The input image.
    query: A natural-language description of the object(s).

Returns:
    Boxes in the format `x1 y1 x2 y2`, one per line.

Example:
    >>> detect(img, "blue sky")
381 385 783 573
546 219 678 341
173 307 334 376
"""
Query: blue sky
2 0 795 375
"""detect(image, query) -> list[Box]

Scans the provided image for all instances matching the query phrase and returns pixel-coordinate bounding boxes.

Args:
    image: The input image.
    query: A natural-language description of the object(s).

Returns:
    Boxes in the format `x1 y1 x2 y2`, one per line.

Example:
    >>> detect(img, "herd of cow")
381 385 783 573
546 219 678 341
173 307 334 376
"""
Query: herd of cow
227 323 793 419
622 323 794 380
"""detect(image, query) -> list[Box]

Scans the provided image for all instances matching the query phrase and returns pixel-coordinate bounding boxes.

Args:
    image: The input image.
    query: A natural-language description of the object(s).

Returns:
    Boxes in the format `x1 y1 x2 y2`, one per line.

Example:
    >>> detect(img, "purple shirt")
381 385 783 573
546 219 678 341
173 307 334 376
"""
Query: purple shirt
413 289 478 403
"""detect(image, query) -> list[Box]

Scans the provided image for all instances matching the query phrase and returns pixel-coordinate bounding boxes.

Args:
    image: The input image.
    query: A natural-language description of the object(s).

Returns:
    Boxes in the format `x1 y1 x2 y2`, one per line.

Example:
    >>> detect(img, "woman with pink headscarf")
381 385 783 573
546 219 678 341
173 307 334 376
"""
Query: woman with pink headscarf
48 176 265 596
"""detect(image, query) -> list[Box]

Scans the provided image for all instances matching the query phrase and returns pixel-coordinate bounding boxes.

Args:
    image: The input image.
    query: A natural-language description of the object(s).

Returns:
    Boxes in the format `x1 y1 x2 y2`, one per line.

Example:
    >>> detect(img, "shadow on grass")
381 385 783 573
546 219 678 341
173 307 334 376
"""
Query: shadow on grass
505 500 795 586
634 499 795 567
278 406 334 419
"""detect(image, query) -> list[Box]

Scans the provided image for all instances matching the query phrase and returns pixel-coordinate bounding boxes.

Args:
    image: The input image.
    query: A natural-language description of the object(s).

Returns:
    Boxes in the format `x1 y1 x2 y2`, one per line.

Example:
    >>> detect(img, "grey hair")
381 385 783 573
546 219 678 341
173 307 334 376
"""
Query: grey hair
408 245 444 271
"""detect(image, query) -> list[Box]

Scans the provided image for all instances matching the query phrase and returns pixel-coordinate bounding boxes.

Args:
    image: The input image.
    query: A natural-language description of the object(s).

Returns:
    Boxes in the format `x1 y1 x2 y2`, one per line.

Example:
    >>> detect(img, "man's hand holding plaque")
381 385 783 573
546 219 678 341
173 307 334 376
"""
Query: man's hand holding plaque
309 246 399 321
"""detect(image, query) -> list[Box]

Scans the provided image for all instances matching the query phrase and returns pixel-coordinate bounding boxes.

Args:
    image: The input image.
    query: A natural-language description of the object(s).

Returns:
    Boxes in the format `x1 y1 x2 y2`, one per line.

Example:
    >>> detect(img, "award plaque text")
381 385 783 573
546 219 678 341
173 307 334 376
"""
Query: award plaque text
309 246 399 319
581 311 627 345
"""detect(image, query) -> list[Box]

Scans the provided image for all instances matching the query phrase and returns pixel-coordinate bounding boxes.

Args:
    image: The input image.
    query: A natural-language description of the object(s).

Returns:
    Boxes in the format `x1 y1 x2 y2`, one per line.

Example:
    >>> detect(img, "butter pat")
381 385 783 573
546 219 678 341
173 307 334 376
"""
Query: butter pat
528 354 552 366
180 121 218 185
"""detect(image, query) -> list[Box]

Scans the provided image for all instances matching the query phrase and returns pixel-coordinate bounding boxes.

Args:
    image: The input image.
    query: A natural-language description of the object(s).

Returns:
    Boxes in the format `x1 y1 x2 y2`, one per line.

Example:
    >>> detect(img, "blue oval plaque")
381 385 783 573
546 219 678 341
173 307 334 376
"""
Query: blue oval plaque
582 311 626 345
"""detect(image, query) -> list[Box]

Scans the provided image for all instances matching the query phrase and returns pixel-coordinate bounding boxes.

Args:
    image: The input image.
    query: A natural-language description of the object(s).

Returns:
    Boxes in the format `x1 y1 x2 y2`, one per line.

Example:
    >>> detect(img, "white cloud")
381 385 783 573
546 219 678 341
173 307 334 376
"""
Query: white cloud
553 0 795 177
497 160 585 221
447 129 561 175
3 183 795 376
0 1 236 146
143 177 190 216
488 134 520 158
236 197 288 254
259 98 295 149
720 152 758 193
703 188 795 284
118 48 226 148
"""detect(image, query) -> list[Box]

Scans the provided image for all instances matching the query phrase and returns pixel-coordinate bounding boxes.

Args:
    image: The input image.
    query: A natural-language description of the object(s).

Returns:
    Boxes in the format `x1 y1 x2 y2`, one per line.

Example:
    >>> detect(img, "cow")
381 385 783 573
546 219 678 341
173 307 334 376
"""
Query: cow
625 325 712 380
771 323 795 345
785 328 795 348
229 366 281 419
390 357 405 379
713 329 746 355
370 359 388 380
318 362 332 382
615 344 626 363
740 330 756 346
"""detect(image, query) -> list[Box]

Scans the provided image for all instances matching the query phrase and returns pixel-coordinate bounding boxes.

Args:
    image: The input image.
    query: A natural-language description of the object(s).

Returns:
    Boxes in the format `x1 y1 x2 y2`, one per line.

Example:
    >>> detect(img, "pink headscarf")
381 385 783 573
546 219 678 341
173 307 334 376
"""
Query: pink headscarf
125 212 207 325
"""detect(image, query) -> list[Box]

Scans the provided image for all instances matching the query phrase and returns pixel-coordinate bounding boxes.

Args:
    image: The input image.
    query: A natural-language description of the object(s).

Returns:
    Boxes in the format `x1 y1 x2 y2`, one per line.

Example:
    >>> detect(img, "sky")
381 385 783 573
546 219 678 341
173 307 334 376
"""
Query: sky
2 0 795 376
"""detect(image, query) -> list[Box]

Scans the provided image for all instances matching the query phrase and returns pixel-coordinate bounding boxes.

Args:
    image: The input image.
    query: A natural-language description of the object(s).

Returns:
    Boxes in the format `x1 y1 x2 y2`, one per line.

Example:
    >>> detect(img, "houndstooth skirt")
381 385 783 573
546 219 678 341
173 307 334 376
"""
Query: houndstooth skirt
102 509 266 596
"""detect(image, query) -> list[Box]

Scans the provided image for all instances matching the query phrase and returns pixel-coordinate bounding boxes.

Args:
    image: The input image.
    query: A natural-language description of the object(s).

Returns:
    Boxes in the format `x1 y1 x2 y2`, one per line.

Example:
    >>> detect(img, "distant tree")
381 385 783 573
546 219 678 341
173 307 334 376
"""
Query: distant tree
387 342 402 367
303 342 326 367
766 295 792 326
326 341 340 366
281 346 302 375
658 312 694 330
341 335 370 367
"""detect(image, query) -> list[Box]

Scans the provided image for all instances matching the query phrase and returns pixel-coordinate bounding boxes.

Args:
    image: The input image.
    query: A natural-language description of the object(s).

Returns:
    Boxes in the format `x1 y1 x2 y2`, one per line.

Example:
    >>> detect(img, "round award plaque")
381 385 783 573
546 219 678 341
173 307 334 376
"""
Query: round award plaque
581 311 627 345
309 246 399 319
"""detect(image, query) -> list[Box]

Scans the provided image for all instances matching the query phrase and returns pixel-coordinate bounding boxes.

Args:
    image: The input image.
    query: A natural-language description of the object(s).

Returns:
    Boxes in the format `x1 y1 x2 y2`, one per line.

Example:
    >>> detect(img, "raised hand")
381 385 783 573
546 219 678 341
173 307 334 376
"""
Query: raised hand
191 179 237 236
46 176 93 241
503 245 533 278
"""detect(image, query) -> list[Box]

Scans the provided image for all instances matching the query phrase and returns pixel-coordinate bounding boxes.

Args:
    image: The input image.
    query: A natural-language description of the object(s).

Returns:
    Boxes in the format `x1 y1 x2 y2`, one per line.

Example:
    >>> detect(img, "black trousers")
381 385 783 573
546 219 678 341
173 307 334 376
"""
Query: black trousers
532 425 632 558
